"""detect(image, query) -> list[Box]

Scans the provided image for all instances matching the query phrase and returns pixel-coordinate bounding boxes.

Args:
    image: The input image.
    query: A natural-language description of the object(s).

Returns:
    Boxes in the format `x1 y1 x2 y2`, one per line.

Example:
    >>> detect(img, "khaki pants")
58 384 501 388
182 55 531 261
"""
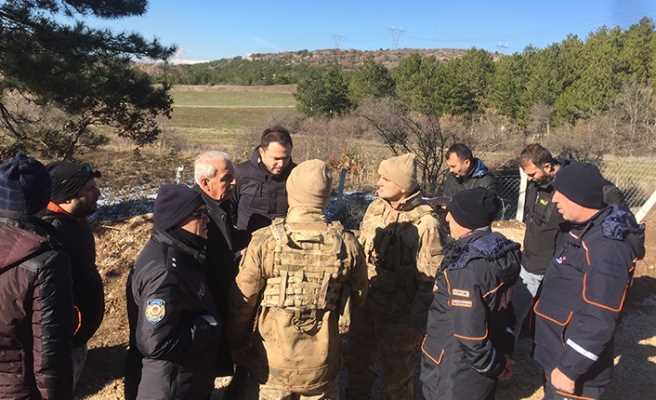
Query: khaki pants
258 380 339 400
346 301 422 400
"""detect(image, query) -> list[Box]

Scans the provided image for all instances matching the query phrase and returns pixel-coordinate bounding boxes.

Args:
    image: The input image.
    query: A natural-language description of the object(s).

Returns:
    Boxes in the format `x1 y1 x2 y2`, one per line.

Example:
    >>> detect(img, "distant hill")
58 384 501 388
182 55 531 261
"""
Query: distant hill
245 48 468 69
138 48 469 85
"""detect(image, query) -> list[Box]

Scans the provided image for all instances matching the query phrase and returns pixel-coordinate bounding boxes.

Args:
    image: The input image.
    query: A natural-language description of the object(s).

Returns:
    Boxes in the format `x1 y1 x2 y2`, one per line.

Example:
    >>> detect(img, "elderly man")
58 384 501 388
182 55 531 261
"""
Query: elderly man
234 126 296 234
533 162 645 400
228 159 367 399
194 150 252 392
43 160 105 388
125 184 221 400
0 154 74 399
347 153 441 400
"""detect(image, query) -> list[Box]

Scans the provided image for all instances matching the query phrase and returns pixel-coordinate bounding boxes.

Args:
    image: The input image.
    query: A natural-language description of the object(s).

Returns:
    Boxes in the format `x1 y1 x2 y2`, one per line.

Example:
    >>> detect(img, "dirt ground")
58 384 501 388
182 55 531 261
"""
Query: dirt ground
77 212 656 400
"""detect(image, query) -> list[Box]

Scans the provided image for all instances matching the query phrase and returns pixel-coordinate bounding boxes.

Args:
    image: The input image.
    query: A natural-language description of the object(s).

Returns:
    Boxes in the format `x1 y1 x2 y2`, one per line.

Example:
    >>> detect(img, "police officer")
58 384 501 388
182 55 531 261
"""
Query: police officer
227 159 367 400
347 153 441 400
533 162 645 400
125 184 221 400
420 187 520 400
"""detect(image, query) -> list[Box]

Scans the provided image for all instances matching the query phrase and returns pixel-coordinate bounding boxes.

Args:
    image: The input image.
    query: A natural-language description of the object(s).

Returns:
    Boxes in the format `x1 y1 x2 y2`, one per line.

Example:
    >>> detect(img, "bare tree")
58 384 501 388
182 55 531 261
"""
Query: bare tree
358 97 452 193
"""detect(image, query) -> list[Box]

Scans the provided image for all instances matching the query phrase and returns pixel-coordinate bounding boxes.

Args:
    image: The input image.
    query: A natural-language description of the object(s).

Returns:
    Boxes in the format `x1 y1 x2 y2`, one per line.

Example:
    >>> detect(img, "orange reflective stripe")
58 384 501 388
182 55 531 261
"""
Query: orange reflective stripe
482 282 504 298
454 327 488 341
533 300 573 327
421 336 445 365
581 272 627 313
581 240 591 266
73 305 82 335
444 270 451 294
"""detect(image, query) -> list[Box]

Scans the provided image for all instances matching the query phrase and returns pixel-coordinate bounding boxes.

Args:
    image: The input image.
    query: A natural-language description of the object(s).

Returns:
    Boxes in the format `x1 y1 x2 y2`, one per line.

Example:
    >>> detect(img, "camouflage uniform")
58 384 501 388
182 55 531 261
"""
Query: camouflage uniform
347 191 441 400
228 207 368 400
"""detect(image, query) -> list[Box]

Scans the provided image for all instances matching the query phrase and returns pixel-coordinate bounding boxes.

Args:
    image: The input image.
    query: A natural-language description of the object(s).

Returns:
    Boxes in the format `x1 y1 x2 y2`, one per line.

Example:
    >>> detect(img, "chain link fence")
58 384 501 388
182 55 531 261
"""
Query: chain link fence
495 158 656 221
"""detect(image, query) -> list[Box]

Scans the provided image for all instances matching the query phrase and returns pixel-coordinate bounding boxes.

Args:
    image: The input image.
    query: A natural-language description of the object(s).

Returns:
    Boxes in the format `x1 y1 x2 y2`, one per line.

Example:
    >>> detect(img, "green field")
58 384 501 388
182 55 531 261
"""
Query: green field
170 85 296 108
166 107 298 130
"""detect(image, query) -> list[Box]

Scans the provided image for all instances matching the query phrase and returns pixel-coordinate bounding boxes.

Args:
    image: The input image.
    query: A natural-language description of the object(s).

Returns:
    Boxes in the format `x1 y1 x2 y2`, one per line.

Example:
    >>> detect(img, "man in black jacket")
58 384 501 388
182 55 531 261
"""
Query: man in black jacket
43 160 104 389
193 150 250 384
420 187 520 400
438 143 497 247
125 184 222 400
0 154 74 399
512 144 566 344
533 163 645 399
234 126 296 235
440 143 496 201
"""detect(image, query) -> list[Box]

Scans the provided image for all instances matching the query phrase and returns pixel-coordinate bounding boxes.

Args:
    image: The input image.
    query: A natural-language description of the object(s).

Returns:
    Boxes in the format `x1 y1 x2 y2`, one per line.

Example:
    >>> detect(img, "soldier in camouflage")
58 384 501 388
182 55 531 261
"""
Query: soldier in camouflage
227 159 368 400
346 153 442 400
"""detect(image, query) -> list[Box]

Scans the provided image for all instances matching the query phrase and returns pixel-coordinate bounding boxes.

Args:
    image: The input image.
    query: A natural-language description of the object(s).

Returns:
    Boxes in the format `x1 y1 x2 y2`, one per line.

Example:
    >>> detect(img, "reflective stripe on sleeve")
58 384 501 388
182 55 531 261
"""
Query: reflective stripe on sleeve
566 339 599 361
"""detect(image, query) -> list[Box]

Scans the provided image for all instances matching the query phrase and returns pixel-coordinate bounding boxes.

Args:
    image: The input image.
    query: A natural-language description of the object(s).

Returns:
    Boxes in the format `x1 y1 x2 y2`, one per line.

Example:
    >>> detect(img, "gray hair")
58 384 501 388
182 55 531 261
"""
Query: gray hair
194 151 231 184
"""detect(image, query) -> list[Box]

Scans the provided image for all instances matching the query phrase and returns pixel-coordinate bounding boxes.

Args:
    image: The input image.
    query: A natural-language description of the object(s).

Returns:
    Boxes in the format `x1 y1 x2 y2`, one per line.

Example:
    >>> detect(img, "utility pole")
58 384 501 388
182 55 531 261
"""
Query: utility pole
332 34 345 63
387 26 405 49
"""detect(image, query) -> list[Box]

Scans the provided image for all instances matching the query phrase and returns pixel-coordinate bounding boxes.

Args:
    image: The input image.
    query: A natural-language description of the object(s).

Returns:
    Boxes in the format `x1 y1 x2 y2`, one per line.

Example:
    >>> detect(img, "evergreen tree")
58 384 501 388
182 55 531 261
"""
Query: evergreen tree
348 58 395 107
0 0 175 158
295 65 352 117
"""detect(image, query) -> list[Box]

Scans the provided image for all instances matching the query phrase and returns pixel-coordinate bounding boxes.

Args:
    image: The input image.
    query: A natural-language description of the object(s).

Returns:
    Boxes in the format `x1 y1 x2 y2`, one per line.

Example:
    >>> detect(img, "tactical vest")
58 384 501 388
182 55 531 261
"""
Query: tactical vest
261 218 346 332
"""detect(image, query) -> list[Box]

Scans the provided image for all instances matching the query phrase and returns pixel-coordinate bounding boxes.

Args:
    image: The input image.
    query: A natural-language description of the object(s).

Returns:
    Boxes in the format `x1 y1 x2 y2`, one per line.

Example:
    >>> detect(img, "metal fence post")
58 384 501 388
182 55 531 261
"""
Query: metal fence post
337 169 348 197
636 189 656 223
515 167 528 221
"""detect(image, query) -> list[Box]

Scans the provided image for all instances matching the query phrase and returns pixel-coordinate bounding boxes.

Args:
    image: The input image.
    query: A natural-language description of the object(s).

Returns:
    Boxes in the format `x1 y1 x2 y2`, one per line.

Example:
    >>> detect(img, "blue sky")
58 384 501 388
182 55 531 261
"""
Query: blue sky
86 0 656 63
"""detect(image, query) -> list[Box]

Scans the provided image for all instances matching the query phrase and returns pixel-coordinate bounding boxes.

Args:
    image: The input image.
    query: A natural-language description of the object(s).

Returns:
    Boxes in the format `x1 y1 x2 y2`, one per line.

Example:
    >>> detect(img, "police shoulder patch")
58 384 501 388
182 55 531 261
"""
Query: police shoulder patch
145 299 166 324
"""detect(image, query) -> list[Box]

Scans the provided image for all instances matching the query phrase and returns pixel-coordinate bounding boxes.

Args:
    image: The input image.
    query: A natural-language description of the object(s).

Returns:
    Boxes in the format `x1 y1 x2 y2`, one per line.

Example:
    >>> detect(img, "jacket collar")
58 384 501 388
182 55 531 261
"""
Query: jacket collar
153 229 207 265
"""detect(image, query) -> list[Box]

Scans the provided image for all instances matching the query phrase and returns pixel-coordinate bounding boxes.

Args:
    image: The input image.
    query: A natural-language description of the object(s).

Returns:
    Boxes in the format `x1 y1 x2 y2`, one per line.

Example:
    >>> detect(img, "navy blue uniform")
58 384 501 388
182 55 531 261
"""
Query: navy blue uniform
533 205 645 399
420 230 521 400
125 229 222 400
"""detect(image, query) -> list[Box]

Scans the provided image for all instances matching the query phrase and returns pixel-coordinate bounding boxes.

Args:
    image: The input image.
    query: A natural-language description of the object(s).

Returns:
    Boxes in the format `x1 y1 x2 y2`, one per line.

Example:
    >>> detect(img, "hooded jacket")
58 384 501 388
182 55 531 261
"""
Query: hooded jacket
234 147 296 234
533 205 645 396
421 229 521 400
441 158 496 201
0 215 73 400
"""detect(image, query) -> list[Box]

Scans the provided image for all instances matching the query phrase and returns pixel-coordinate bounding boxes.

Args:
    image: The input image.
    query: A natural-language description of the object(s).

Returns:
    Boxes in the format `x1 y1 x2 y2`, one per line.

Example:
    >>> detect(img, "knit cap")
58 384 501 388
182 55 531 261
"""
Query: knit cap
448 187 499 230
378 153 418 193
0 153 51 215
286 159 332 209
552 162 608 209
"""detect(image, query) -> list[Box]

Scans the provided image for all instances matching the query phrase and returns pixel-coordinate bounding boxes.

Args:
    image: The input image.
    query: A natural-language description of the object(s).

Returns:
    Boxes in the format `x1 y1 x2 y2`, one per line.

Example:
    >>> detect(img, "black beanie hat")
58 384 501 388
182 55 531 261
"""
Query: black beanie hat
47 161 101 203
448 187 499 230
0 153 52 215
552 162 608 209
153 184 204 231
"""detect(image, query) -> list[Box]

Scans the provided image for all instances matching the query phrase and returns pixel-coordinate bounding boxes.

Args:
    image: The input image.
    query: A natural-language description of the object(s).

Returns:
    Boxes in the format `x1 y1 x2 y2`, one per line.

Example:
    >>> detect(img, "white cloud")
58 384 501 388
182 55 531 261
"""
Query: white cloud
168 48 211 65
